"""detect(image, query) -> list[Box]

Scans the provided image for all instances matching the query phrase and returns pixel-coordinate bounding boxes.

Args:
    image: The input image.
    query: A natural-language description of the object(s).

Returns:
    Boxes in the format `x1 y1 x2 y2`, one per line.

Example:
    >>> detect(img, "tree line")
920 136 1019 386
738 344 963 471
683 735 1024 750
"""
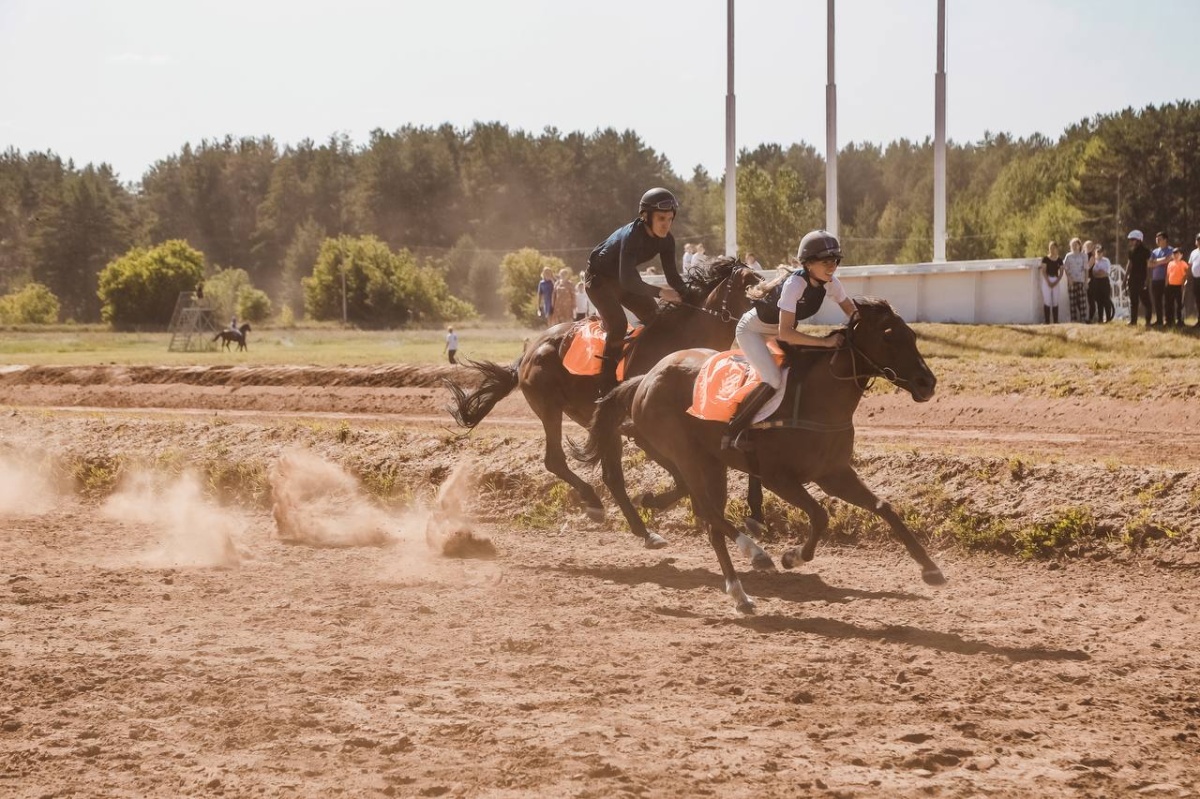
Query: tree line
2 101 1198 325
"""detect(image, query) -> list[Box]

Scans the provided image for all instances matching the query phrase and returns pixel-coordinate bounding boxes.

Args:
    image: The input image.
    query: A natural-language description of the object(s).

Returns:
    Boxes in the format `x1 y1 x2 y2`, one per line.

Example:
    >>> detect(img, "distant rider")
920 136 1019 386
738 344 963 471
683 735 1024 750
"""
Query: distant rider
584 188 687 394
722 229 856 451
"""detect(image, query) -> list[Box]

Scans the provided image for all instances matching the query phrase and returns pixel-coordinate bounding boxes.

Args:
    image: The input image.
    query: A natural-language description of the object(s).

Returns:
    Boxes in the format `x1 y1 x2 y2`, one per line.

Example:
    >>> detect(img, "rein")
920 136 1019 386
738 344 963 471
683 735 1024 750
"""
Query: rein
674 262 756 323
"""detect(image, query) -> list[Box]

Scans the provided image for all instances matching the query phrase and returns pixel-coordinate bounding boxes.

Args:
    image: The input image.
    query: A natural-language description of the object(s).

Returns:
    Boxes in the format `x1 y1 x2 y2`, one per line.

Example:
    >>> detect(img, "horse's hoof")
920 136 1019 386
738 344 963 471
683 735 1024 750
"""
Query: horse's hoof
584 506 605 523
631 492 649 509
751 552 776 572
643 532 669 549
800 543 817 562
743 517 767 538
922 568 947 586
780 548 799 570
736 598 757 615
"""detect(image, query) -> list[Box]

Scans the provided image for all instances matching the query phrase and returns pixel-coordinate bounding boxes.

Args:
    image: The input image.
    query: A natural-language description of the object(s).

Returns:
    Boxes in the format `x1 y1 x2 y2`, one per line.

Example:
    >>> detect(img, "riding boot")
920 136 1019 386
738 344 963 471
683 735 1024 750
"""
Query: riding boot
721 383 776 452
596 344 621 398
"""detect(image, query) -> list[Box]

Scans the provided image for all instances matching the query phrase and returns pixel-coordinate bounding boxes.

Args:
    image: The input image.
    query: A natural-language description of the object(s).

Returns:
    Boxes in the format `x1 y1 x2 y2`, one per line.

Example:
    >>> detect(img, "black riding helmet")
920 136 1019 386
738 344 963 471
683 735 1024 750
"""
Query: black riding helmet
639 187 680 215
797 229 842 263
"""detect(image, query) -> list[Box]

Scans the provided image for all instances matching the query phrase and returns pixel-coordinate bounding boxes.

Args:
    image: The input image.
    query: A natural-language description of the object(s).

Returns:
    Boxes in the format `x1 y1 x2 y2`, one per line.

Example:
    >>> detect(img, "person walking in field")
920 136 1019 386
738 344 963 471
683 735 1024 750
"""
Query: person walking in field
536 267 555 327
549 268 576 326
444 326 459 365
1166 248 1188 327
584 187 686 394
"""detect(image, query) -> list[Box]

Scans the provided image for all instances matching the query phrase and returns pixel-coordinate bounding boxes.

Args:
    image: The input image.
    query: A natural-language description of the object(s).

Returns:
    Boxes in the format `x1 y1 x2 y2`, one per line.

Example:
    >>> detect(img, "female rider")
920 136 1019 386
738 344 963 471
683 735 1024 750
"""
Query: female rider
722 229 856 451
585 188 687 394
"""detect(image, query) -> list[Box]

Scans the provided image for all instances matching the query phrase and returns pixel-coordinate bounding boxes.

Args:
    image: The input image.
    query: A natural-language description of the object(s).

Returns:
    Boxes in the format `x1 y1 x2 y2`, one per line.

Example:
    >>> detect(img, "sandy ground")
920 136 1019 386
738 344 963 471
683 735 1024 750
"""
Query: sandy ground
2 364 1199 798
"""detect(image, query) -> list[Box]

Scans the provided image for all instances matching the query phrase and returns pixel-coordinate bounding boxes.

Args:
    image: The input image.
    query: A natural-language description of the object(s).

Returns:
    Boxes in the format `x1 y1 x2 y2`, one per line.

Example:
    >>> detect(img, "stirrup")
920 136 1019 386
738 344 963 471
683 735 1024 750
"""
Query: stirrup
721 429 755 452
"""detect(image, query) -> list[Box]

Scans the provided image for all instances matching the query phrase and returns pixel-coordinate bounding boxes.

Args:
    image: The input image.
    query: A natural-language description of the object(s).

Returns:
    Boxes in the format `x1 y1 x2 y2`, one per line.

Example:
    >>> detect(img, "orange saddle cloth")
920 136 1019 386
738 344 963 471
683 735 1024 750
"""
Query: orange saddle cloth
561 318 643 381
687 342 786 422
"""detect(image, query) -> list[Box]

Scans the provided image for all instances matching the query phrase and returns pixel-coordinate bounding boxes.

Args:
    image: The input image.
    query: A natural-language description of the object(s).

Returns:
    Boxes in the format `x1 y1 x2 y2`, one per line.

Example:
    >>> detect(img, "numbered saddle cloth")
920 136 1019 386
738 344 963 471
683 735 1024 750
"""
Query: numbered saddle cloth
686 344 788 423
561 318 643 381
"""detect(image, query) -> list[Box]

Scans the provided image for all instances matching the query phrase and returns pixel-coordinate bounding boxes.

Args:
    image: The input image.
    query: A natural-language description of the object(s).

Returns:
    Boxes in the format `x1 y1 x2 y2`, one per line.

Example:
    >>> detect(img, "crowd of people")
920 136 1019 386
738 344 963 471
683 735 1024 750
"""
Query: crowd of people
1041 230 1200 327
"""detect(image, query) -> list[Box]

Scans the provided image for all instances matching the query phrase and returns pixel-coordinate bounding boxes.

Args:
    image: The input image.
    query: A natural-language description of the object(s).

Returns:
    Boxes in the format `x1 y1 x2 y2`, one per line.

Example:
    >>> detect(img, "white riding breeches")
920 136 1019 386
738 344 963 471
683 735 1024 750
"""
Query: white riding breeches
735 310 783 390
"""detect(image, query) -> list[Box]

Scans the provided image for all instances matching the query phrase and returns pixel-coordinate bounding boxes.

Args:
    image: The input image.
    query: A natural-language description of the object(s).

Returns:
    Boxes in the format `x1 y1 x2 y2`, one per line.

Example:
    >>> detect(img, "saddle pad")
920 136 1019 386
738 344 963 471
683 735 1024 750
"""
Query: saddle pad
561 318 642 380
687 345 787 423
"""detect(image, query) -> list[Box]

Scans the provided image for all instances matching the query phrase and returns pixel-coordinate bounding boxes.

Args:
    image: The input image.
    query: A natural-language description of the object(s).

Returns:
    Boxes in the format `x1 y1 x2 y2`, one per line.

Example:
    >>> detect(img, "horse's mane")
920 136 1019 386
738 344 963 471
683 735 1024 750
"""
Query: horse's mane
680 256 743 305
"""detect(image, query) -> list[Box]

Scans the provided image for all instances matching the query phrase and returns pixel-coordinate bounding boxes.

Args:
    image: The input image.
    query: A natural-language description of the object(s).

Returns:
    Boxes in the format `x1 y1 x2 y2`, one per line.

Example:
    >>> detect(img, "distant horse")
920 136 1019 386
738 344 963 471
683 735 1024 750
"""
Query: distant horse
444 258 765 547
578 297 946 614
213 323 251 351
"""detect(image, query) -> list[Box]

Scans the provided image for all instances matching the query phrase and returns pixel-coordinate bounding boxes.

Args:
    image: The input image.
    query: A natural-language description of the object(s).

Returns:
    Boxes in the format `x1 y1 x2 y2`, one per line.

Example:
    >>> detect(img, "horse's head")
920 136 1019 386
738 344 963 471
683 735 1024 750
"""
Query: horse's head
685 256 764 322
844 297 936 402
240 323 252 334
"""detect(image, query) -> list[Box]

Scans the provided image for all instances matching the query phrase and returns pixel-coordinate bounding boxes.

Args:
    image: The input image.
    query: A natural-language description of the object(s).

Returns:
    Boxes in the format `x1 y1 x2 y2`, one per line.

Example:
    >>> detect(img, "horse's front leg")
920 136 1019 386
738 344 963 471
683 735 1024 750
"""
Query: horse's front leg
815 466 946 585
596 437 667 549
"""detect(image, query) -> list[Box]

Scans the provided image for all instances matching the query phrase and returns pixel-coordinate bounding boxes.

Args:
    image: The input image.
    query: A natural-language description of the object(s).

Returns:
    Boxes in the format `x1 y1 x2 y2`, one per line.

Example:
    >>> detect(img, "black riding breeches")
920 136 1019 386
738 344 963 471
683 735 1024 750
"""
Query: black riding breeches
584 271 659 375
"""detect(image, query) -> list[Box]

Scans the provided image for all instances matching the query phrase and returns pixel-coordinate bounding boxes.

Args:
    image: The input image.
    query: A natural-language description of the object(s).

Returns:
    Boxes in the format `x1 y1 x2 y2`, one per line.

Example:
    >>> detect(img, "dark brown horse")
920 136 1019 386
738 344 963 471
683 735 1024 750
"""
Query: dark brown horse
213 323 251 351
577 297 946 613
444 258 764 546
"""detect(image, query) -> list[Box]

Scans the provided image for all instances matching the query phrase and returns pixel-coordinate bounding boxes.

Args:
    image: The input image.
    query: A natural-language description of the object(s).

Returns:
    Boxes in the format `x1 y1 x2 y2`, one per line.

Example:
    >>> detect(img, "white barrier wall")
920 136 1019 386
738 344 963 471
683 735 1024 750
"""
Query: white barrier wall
646 258 1067 325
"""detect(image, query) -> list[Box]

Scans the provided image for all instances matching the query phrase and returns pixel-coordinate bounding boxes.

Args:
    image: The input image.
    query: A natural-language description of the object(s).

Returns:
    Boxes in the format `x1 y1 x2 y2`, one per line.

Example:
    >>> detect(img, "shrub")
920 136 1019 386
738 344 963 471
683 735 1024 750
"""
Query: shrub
98 240 205 327
0 282 61 324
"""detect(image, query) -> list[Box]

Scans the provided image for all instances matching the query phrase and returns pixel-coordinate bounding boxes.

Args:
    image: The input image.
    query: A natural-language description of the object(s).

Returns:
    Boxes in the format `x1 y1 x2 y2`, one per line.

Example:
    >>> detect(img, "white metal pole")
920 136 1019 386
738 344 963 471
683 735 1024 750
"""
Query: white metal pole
933 0 947 262
825 0 838 237
725 0 738 257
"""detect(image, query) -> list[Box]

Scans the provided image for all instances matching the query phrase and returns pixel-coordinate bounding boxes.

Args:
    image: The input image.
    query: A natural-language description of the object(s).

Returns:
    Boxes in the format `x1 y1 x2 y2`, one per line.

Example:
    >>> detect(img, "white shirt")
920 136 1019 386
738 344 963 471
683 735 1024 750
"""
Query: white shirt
446 332 458 350
1092 256 1111 278
574 286 589 315
682 252 694 270
1062 251 1088 282
777 272 848 314
1190 247 1200 279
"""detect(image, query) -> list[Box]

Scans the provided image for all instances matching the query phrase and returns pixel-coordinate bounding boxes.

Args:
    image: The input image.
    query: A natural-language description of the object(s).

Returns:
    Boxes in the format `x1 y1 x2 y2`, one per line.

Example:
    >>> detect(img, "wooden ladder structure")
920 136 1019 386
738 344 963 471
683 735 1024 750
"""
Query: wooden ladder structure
166 292 221 352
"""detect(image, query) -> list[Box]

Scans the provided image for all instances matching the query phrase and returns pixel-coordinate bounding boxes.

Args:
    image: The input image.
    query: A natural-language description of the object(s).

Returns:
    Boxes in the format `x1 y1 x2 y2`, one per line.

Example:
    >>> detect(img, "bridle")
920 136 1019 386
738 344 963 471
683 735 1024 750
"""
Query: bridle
829 309 915 391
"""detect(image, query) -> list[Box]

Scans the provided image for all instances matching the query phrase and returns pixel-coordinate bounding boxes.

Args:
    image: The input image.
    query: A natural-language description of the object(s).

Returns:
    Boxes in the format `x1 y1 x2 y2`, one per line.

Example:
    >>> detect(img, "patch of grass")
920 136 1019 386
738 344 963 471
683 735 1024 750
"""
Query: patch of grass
70 455 125 497
203 458 271 507
1012 506 1097 560
516 482 574 530
1121 509 1180 549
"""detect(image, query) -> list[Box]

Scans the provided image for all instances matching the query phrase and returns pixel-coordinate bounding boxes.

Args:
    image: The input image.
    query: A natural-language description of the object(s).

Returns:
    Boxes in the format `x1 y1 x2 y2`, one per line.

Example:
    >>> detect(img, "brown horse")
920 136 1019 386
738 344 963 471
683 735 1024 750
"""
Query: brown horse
213 323 251 351
444 258 764 546
577 297 946 614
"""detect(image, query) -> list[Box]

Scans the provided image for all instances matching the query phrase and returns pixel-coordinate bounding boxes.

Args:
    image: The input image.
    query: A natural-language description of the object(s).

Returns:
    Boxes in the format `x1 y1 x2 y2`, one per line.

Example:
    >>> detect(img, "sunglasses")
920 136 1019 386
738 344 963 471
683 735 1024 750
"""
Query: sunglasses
645 200 679 212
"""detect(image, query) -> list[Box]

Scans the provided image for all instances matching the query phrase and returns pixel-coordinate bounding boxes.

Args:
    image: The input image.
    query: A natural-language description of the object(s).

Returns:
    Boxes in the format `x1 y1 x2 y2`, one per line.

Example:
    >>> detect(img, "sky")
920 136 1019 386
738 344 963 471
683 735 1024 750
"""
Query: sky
3 0 1200 185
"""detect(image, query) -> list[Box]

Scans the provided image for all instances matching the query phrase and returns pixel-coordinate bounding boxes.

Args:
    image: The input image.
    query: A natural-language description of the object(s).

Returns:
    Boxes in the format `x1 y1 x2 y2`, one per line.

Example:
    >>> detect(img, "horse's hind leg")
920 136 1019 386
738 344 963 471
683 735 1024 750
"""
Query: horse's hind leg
758 477 829 569
815 466 946 585
538 406 606 521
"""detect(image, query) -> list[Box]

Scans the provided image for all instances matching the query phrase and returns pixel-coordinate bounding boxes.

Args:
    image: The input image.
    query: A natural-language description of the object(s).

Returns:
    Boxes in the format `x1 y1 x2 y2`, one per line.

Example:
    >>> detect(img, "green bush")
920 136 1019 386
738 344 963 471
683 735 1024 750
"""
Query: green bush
499 248 566 327
0 282 61 324
302 235 475 328
98 240 205 327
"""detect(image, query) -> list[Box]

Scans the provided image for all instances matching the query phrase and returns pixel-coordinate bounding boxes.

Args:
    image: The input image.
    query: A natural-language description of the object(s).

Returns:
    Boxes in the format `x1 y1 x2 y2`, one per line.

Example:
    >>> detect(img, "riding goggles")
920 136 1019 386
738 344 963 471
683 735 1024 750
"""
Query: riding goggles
644 199 679 211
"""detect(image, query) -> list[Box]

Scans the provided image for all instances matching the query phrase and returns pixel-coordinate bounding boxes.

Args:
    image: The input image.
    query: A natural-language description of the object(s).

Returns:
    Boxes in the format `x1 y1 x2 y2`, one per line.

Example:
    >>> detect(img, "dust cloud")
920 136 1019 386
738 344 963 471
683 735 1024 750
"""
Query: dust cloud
269 450 495 561
0 454 57 517
101 470 242 568
269 450 392 547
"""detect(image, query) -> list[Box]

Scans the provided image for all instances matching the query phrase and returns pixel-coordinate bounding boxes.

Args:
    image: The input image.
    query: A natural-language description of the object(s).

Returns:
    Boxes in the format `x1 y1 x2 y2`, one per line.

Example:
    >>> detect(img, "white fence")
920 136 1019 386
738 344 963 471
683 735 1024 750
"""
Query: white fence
648 258 1131 325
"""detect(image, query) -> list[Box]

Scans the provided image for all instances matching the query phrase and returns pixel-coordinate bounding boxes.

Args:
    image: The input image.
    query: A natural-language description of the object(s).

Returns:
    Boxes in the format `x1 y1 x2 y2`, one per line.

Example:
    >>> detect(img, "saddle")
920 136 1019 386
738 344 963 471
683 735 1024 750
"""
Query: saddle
561 318 644 380
686 342 787 423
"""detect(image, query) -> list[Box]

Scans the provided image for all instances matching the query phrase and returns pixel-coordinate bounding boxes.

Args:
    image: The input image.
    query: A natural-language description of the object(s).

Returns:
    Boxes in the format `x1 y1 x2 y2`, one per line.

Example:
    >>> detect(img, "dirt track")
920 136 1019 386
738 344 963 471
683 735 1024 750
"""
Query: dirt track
2 365 1199 797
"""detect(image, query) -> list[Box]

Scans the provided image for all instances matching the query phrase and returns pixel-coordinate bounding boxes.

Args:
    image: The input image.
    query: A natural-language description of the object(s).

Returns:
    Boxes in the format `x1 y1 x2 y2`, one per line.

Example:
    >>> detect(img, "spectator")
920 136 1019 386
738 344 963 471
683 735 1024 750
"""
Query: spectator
536 267 554 326
1040 241 1064 323
1167 248 1188 327
692 242 707 269
549 268 576 326
444 326 459 364
1149 232 1172 327
574 271 589 321
745 252 763 270
1126 230 1152 326
682 243 695 271
1091 244 1114 323
1062 238 1088 322
1190 233 1200 328
1084 240 1099 322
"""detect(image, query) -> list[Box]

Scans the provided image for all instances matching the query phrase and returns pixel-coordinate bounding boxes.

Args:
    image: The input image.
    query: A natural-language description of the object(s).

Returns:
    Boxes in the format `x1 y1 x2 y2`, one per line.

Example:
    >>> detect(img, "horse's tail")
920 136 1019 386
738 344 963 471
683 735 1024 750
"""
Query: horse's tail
573 376 643 467
442 357 522 429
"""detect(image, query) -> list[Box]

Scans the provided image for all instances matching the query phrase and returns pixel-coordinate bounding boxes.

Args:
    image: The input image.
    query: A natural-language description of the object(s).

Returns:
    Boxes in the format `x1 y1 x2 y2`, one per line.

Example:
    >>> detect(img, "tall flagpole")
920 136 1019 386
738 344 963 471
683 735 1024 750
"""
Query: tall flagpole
825 0 838 236
933 0 947 261
724 0 737 257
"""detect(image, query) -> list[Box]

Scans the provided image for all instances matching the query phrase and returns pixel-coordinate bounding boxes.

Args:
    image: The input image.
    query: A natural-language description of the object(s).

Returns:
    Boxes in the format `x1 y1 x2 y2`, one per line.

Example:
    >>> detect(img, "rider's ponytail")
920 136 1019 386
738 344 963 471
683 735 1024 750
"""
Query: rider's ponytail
745 266 792 300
